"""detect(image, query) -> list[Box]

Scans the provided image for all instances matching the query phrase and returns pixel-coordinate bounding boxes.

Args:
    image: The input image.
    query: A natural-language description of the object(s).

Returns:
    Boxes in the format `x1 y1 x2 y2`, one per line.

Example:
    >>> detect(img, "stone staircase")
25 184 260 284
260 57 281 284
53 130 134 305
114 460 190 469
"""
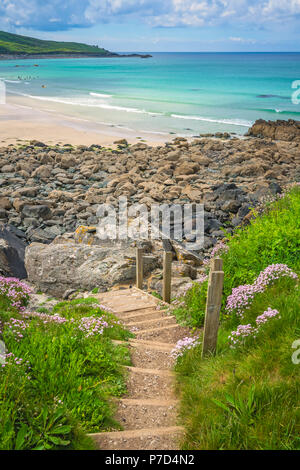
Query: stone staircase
89 287 189 450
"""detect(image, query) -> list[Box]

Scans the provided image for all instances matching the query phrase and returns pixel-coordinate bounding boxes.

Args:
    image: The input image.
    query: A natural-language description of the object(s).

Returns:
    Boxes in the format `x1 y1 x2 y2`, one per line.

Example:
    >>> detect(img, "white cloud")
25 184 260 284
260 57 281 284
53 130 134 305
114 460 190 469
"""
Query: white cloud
229 36 257 44
0 0 299 31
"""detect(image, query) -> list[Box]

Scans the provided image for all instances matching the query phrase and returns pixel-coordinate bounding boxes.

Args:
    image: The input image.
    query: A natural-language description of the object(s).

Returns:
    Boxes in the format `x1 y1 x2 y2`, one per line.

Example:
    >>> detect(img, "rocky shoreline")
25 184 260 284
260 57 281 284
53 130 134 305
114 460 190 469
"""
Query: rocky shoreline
1 119 299 297
0 53 152 60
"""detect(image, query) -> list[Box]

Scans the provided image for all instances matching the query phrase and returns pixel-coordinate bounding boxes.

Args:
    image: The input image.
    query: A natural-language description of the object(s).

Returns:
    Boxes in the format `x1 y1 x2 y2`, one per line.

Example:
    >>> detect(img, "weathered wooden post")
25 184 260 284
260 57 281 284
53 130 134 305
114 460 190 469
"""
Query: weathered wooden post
136 247 144 289
210 257 223 273
163 251 172 303
202 258 224 357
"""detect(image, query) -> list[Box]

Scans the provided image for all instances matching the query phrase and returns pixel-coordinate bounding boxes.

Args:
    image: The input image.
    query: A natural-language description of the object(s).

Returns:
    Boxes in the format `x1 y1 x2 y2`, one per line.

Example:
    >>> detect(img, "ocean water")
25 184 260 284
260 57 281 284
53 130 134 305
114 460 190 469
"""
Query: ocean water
1 52 300 137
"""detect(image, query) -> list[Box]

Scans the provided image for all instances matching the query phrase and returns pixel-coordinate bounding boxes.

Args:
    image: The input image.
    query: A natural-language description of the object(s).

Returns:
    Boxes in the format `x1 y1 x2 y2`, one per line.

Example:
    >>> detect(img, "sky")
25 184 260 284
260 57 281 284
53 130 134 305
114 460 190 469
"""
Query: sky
0 0 300 52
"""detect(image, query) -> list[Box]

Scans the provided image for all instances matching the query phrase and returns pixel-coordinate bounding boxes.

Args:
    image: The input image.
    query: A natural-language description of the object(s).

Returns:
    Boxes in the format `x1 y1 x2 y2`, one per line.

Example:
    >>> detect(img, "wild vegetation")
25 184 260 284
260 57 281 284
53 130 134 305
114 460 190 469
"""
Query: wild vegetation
173 185 300 449
0 30 109 56
0 285 133 450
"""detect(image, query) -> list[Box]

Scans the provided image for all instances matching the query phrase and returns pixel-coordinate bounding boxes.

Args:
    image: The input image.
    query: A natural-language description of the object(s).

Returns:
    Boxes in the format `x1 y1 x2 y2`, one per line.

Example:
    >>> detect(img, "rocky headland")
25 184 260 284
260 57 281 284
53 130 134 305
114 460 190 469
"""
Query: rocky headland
0 119 299 298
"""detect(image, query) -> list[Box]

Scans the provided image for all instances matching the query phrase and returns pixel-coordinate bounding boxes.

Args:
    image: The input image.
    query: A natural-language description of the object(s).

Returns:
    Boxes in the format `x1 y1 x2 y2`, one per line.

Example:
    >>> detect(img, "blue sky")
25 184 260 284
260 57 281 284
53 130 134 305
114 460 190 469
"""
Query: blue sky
0 0 299 52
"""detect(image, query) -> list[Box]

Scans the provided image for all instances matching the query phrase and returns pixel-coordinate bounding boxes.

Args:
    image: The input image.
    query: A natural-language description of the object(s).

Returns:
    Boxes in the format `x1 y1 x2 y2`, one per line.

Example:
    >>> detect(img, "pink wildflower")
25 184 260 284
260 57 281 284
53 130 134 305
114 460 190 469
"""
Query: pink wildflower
226 264 298 318
171 335 201 359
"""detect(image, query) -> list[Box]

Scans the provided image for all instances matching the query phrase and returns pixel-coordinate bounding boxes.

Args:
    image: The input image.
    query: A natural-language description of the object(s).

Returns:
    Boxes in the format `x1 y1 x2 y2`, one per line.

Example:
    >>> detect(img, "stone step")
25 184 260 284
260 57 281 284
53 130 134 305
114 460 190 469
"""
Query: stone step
115 307 160 319
127 315 177 330
129 344 175 370
108 302 158 313
120 308 163 322
115 398 178 430
112 338 176 350
136 323 190 344
90 426 184 450
94 291 158 312
125 366 175 399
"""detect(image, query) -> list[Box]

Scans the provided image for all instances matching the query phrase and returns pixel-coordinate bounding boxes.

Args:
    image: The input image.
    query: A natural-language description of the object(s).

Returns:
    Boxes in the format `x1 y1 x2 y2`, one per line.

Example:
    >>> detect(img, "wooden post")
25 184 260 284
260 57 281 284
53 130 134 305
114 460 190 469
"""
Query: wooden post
207 257 223 286
202 260 224 357
163 251 172 303
136 247 143 289
211 257 223 273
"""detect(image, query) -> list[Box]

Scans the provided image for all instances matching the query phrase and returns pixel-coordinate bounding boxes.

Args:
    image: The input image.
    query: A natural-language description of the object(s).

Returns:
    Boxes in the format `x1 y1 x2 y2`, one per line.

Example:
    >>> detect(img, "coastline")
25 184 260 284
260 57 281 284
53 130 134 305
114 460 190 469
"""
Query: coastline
0 53 152 60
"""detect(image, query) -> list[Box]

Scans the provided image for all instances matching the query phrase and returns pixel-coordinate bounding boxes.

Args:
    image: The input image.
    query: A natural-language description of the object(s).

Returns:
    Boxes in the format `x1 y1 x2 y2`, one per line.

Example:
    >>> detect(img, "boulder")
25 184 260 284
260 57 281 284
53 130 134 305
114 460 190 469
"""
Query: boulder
247 119 300 142
60 155 77 169
32 165 52 179
26 227 57 244
0 209 7 219
25 242 159 296
174 162 200 176
0 197 11 210
0 224 27 278
151 276 194 299
1 164 14 173
22 205 51 220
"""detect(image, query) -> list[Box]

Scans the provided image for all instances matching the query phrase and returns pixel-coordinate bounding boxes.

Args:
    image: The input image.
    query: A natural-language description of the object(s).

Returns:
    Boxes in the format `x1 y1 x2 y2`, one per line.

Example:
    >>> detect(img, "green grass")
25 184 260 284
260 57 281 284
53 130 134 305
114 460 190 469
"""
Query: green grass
175 186 300 450
0 30 109 56
172 282 208 328
0 295 133 450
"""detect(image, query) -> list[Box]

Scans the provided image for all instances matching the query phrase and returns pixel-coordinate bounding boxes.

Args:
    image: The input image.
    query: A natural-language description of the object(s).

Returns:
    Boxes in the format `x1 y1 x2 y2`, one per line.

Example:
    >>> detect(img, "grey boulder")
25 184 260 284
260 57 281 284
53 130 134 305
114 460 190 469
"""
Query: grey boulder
25 242 158 296
0 224 27 278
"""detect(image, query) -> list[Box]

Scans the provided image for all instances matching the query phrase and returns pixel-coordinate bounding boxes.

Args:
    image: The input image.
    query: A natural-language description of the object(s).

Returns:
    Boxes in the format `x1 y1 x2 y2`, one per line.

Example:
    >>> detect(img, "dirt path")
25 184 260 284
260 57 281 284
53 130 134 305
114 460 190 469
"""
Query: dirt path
89 287 190 450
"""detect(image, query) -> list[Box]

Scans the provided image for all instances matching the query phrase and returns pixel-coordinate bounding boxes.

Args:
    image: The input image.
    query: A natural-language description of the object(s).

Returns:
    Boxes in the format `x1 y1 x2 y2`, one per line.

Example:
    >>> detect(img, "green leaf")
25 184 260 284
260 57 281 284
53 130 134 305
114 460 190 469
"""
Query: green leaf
48 436 70 446
212 398 231 413
50 425 72 435
15 425 28 450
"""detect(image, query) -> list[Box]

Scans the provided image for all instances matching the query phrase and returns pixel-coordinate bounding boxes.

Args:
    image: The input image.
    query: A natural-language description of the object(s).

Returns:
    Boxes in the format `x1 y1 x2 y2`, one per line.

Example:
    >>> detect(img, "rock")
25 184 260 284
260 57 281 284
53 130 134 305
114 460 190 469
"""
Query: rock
23 218 39 228
22 205 51 220
114 139 128 146
60 155 77 169
171 262 192 278
1 164 15 173
48 190 75 202
26 227 56 244
12 187 38 198
174 162 199 176
25 242 158 296
204 218 222 233
32 165 52 179
0 224 27 278
38 153 55 165
237 203 252 219
269 182 282 195
152 276 193 298
181 185 202 201
165 150 181 161
247 119 300 142
0 197 11 210
221 199 241 213
12 198 27 213
30 140 46 147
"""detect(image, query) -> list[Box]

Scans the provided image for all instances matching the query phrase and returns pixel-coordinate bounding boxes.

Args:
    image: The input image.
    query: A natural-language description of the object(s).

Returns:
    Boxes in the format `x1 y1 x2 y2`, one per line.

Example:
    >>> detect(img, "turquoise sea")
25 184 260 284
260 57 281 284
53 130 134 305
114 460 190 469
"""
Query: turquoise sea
1 52 300 137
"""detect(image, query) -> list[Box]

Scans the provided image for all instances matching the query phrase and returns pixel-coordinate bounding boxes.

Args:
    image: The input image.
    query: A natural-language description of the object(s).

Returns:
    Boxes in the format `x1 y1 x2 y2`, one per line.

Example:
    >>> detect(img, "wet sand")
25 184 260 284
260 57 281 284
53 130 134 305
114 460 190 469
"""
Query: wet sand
0 95 169 147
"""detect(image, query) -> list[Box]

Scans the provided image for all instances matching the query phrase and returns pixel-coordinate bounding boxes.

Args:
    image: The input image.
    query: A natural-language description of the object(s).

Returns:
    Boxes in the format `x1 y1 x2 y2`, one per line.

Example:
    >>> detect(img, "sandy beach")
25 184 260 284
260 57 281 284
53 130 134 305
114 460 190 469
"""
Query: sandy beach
0 94 169 147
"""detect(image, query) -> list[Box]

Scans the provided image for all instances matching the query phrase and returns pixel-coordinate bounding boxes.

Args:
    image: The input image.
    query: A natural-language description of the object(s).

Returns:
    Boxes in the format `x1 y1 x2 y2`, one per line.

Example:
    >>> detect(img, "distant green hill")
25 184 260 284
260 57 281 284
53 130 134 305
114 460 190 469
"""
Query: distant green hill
0 30 112 56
